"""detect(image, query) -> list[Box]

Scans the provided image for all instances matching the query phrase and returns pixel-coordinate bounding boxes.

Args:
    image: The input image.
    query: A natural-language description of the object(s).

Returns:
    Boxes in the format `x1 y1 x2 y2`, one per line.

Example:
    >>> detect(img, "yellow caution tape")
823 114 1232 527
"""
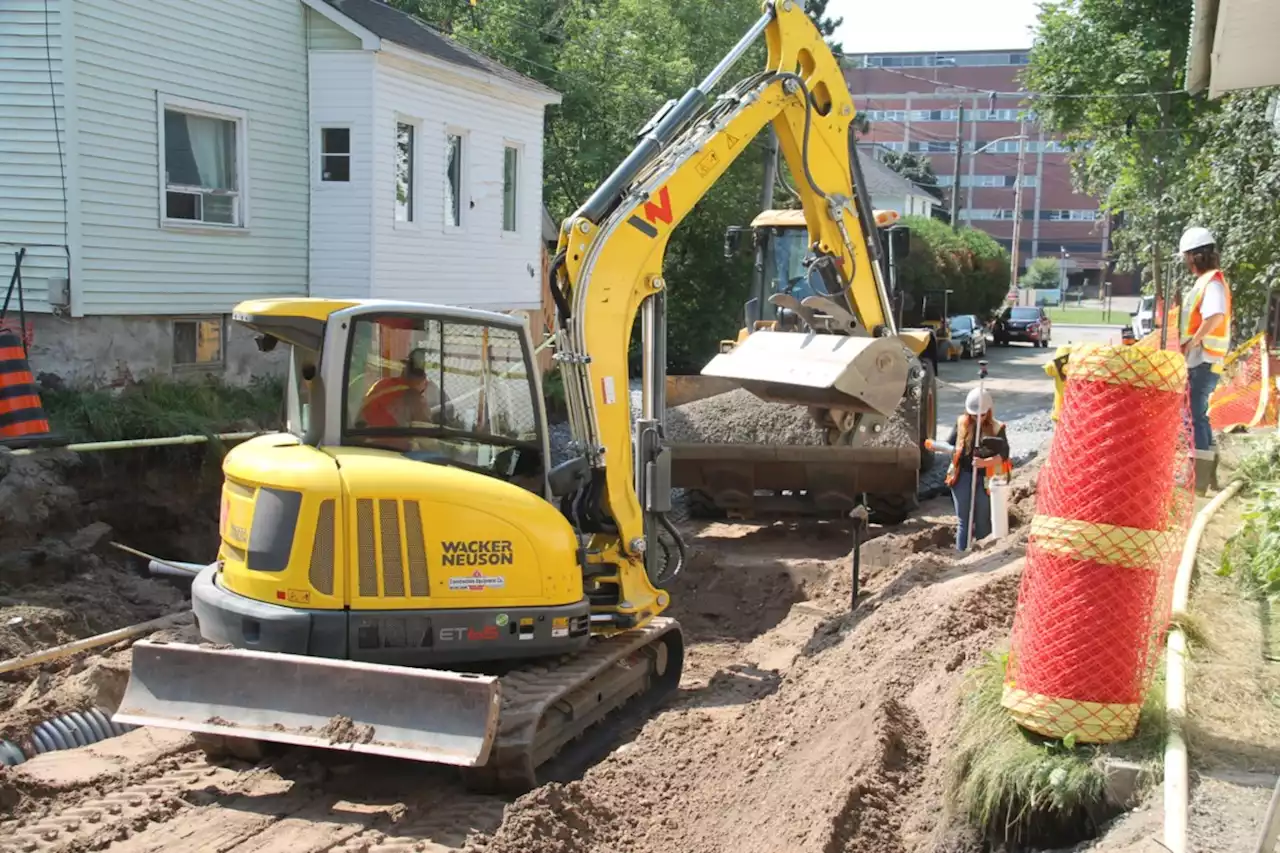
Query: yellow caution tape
1030 515 1177 570
1065 343 1187 393
1001 684 1141 743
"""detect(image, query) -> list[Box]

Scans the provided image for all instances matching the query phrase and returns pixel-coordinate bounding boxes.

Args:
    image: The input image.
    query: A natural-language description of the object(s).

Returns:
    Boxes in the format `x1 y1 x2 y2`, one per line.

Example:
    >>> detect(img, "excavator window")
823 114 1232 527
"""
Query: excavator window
342 314 545 491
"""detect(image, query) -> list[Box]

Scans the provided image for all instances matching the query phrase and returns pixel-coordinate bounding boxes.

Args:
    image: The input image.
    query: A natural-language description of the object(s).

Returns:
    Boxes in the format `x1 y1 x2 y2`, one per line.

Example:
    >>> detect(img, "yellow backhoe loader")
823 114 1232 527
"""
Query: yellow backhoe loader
667 207 938 521
116 0 936 790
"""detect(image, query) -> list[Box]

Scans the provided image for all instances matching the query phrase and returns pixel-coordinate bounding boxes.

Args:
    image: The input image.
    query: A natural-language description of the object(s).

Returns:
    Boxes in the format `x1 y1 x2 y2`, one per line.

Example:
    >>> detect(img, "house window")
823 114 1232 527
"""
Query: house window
161 97 245 227
320 127 350 182
173 318 224 367
446 133 464 227
395 122 414 222
502 145 519 232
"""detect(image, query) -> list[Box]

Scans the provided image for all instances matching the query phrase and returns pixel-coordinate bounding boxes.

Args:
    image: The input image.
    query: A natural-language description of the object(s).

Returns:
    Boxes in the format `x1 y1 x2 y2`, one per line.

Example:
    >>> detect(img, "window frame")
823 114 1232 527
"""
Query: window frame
394 116 420 228
444 128 468 231
317 124 353 186
501 141 522 235
171 316 226 371
157 94 250 231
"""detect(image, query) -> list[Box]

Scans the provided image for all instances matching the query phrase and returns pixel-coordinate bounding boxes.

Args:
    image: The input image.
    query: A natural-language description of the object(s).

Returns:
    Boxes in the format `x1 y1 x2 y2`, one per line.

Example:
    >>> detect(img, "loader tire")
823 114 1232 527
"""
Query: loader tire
917 359 937 473
866 492 916 526
682 489 725 520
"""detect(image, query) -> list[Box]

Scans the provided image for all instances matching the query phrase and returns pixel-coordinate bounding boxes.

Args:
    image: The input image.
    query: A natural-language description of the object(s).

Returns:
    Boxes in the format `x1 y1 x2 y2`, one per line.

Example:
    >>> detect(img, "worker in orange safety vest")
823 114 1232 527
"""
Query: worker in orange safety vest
1178 226 1233 451
941 388 1010 551
356 348 446 450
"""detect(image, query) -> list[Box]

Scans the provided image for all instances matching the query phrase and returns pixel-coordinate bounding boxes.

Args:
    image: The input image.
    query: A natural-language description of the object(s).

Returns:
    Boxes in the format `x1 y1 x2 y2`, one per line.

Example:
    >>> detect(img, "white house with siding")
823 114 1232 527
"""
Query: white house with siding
0 0 559 384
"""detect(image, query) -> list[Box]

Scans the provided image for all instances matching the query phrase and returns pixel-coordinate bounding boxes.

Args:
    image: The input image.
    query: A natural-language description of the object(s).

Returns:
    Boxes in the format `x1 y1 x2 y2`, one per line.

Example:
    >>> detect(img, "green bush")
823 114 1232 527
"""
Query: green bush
1021 257 1061 291
897 216 1011 319
43 376 284 443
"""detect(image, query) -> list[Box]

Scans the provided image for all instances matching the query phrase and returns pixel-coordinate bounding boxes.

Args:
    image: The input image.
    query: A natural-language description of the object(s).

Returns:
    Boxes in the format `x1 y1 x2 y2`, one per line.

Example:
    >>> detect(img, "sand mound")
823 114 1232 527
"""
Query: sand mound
476 533 1025 853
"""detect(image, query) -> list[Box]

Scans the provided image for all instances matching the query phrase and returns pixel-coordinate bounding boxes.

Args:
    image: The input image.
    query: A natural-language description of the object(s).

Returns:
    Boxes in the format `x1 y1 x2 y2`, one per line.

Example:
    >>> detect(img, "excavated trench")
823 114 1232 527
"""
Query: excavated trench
0 440 1123 853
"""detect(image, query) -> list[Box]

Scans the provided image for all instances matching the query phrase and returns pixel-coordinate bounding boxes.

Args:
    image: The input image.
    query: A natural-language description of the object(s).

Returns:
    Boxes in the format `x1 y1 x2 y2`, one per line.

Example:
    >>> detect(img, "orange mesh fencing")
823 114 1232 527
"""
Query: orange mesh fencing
1209 332 1276 431
1003 343 1195 743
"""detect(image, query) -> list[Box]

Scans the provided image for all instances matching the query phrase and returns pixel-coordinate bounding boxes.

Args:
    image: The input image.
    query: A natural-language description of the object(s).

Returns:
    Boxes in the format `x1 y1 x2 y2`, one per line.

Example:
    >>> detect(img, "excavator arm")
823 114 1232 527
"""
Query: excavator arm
549 0 913 625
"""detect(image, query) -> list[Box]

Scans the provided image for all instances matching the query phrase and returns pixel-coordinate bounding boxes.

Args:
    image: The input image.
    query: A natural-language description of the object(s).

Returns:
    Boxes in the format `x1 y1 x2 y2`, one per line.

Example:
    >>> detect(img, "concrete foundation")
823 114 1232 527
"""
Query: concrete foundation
23 314 287 387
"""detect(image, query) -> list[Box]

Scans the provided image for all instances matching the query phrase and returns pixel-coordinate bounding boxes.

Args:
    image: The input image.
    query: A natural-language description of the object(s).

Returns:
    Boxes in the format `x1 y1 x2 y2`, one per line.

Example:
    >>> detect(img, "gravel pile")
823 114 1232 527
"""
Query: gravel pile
665 388 826 446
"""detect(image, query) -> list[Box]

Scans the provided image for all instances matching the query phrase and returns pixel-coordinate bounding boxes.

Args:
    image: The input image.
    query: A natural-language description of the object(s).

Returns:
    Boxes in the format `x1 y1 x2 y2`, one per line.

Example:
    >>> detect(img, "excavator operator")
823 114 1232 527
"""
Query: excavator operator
356 348 444 448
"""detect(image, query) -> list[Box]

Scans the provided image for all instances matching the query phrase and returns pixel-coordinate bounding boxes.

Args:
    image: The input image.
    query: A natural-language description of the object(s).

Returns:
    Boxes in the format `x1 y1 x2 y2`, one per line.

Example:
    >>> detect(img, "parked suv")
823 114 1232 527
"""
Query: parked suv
995 305 1052 348
947 314 987 359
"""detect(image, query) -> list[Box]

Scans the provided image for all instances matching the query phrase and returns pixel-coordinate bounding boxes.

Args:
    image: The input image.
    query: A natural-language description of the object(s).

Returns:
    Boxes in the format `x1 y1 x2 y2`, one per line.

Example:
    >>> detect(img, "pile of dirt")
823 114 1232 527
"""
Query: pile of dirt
472 532 1027 853
0 447 217 714
667 389 826 445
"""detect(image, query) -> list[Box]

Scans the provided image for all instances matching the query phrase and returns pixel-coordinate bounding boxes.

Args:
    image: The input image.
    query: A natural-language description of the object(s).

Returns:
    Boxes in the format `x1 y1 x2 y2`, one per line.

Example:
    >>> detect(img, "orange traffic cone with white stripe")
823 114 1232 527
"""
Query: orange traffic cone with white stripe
0 328 63 449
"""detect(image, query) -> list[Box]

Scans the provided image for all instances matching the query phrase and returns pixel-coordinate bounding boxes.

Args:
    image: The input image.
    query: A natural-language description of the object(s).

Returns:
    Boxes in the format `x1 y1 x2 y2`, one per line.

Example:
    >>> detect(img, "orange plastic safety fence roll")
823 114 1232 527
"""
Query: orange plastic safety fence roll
1003 343 1194 743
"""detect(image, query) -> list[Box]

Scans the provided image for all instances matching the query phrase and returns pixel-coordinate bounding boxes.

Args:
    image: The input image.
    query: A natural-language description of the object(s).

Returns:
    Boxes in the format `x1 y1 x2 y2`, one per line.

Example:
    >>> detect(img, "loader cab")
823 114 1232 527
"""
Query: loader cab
236 299 554 497
726 209 909 331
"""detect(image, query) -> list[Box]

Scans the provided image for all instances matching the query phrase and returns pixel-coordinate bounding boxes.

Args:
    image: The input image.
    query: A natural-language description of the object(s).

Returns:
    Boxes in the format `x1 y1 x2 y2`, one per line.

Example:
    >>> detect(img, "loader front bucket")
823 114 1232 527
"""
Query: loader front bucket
114 640 500 766
700 330 909 416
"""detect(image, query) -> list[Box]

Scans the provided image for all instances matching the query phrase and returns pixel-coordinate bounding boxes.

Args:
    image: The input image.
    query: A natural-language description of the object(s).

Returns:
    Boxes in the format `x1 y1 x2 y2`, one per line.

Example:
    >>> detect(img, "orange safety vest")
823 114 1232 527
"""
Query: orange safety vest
1181 269 1232 361
945 413 1006 488
359 377 421 428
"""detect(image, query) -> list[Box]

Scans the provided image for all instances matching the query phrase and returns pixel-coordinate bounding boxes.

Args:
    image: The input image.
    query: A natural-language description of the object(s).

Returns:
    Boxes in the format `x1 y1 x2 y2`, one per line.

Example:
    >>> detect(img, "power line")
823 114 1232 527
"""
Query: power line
851 64 1189 101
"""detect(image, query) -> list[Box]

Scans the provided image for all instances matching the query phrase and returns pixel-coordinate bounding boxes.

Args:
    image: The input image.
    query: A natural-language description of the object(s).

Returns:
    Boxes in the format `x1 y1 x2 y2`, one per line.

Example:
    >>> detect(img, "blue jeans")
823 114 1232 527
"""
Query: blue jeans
951 469 990 551
1189 363 1220 451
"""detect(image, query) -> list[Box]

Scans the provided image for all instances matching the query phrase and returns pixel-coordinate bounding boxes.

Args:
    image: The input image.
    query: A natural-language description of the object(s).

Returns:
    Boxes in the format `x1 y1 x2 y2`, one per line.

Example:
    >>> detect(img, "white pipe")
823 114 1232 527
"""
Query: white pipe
1164 479 1243 853
10 431 258 457
148 560 206 578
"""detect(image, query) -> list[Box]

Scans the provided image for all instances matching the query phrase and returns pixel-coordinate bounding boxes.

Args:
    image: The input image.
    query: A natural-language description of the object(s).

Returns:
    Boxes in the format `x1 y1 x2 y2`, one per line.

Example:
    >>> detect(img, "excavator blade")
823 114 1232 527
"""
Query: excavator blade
699 330 910 416
114 640 500 766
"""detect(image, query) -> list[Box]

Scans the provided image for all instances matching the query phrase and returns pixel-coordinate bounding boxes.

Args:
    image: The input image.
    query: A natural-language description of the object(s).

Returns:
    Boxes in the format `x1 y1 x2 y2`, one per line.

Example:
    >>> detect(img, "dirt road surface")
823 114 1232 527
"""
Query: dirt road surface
0 492 1042 853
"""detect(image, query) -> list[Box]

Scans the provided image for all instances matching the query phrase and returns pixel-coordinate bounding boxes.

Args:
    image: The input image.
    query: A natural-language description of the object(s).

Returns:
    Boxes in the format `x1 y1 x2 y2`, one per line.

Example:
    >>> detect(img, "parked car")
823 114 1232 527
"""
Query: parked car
994 305 1052 348
947 314 987 359
1131 295 1155 338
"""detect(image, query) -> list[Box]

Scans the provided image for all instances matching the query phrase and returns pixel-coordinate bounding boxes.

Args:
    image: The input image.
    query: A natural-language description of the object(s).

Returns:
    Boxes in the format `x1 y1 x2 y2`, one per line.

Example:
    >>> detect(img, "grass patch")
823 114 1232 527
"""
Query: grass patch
1044 306 1124 325
1220 434 1280 599
42 376 285 443
948 651 1169 849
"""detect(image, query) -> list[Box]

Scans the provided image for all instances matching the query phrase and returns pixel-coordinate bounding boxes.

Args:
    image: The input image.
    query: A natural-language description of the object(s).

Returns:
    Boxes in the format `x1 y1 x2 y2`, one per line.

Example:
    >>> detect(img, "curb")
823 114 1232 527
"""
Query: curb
1164 480 1244 853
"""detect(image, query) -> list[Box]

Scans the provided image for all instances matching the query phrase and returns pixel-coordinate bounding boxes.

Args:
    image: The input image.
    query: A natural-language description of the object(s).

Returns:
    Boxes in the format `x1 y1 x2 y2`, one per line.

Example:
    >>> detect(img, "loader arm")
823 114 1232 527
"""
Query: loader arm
550 0 898 607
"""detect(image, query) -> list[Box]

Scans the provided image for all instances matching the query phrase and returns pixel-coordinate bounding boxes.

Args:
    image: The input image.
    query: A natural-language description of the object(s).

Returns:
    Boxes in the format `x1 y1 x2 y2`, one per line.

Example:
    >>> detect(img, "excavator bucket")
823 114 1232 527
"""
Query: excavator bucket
699 330 910 416
114 641 500 766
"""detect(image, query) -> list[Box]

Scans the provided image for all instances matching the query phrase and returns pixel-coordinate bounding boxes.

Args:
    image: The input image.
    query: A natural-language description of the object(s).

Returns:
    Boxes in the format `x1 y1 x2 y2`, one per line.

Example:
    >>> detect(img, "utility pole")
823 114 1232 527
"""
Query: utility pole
1009 115 1028 289
949 103 964 229
760 126 779 212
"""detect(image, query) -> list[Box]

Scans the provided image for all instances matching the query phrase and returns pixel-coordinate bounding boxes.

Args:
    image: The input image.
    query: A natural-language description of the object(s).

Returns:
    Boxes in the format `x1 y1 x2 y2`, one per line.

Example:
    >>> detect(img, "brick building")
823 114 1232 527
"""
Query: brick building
844 50 1133 294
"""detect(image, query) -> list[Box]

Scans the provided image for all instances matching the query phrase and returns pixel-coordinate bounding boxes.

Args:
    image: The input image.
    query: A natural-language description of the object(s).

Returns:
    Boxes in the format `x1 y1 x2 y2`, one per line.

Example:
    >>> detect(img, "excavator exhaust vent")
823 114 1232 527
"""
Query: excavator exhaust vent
355 499 430 598
308 499 336 596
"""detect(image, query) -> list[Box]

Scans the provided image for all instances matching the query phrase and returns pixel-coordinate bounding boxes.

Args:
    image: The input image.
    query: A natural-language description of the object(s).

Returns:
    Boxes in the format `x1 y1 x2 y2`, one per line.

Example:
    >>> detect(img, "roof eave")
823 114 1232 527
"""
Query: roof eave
380 40 562 105
1186 0 1219 94
299 0 382 50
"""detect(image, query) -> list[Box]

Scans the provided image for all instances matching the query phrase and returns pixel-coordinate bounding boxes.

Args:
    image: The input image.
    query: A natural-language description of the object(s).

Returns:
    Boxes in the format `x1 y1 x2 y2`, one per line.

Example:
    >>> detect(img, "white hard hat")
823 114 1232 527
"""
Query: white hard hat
1179 226 1215 254
965 388 993 416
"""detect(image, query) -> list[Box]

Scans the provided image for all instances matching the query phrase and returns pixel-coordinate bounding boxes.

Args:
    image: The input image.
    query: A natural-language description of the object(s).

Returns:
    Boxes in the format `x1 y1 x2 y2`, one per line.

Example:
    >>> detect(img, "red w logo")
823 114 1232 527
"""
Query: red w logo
641 186 674 225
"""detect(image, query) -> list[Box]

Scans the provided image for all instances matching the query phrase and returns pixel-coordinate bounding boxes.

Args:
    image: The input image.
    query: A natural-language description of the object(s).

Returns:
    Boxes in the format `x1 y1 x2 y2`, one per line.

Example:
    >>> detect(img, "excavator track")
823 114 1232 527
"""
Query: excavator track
464 616 684 792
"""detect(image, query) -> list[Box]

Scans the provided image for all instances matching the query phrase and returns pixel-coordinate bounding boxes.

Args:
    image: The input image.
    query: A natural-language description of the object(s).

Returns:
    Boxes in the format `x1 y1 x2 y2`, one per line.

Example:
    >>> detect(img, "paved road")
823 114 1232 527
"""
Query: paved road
934 324 1119 427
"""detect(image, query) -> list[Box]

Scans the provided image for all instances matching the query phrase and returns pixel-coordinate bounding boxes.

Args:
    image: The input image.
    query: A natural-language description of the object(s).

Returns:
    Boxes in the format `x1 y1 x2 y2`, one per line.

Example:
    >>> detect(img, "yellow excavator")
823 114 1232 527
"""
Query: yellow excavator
115 0 935 790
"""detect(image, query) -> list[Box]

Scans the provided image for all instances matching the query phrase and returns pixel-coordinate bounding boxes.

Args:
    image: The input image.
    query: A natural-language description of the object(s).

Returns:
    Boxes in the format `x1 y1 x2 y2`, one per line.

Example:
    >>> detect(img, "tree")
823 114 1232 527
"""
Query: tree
1020 257 1060 290
880 151 937 187
1024 0 1210 296
896 216 1010 318
804 0 843 53
391 0 767 372
1173 88 1280 332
